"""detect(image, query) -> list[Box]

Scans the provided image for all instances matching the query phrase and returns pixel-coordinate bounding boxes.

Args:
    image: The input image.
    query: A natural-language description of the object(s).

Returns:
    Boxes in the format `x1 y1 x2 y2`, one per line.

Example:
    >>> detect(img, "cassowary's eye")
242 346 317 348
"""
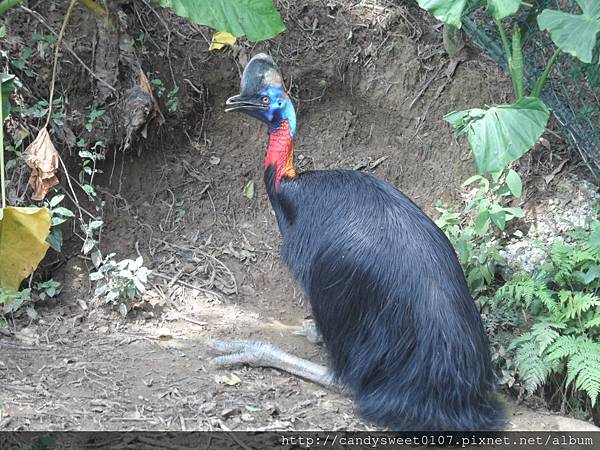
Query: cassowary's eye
262 96 270 104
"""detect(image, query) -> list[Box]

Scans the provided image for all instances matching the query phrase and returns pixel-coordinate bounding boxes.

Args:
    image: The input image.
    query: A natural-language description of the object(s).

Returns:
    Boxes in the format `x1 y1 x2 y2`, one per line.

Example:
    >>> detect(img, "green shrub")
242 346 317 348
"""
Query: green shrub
435 170 523 294
490 222 600 408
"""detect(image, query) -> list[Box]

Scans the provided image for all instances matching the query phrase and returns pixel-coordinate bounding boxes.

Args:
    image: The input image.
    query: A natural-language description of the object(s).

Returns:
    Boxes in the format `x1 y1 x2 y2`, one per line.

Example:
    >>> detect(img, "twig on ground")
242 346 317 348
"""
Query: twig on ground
151 272 220 298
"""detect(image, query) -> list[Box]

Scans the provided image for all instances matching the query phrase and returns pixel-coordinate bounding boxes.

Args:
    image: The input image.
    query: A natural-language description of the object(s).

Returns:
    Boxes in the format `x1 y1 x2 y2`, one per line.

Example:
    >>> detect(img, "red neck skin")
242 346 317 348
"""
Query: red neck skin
264 120 296 189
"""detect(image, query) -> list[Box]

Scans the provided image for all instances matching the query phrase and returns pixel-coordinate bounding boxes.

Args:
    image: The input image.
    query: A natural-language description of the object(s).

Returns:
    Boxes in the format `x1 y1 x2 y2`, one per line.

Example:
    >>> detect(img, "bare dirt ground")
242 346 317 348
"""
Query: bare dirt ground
1 0 598 433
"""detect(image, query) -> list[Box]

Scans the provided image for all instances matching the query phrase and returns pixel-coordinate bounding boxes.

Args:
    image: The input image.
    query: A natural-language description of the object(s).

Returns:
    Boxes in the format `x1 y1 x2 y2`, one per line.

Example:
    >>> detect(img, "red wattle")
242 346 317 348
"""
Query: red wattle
264 120 296 188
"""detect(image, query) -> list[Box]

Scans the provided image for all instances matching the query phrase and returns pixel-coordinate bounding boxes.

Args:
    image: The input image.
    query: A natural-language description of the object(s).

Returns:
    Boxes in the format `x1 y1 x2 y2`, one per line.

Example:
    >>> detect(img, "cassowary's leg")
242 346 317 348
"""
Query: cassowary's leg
208 339 338 390
293 319 323 344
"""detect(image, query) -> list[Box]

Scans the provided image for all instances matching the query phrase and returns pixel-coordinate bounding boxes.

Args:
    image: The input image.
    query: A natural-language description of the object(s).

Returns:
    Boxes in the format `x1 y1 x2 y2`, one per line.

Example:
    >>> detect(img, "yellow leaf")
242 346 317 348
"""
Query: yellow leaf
242 179 255 199
0 207 51 291
209 32 236 51
220 373 241 386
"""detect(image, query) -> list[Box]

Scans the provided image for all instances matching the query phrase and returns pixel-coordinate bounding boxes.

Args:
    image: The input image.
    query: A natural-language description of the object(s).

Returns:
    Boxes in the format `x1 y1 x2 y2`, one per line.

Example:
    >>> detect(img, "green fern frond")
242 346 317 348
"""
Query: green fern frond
535 288 559 315
571 245 598 266
551 240 574 264
530 321 564 354
551 241 578 286
547 335 583 361
509 330 535 351
564 338 600 407
556 291 599 321
572 292 600 315
514 340 554 393
494 276 540 307
584 314 600 331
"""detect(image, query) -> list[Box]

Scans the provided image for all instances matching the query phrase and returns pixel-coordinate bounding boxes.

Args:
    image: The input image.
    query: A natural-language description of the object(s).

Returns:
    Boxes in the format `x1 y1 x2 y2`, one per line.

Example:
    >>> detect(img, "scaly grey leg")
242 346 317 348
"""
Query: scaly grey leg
208 339 338 390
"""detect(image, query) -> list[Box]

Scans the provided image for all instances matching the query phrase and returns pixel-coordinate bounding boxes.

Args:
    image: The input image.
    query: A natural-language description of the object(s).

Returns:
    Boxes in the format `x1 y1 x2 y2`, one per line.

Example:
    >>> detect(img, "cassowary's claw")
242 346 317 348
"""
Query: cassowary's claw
207 339 270 354
207 339 276 368
293 319 323 344
206 338 335 389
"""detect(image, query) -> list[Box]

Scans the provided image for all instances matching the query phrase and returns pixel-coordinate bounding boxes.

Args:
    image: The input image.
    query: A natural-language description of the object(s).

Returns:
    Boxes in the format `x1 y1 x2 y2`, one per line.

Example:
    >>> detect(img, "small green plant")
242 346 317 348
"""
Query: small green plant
151 79 178 111
151 78 166 97
0 287 31 314
19 98 64 126
12 46 34 77
46 193 75 252
0 278 61 316
81 218 104 267
167 86 179 112
34 279 61 300
32 31 57 47
85 108 104 132
90 254 152 315
436 169 524 294
77 139 105 198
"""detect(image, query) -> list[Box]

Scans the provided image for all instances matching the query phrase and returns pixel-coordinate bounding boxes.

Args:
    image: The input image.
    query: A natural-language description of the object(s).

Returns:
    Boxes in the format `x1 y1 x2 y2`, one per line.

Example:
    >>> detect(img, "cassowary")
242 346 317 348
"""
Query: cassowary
210 53 506 431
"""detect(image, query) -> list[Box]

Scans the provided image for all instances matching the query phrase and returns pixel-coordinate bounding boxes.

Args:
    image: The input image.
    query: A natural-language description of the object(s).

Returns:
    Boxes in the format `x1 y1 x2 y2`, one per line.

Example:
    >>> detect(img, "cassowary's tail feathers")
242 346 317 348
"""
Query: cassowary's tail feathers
350 307 508 431
357 381 507 431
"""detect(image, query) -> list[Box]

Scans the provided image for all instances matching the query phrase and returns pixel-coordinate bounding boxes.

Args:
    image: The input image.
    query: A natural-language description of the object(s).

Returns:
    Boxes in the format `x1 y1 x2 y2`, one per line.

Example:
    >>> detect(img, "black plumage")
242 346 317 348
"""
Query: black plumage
223 53 506 431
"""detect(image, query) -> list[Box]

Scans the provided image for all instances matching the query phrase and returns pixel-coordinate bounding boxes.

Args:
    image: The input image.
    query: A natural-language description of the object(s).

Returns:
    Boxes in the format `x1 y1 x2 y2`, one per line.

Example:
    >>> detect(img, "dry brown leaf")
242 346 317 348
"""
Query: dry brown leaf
24 127 59 201
139 68 165 125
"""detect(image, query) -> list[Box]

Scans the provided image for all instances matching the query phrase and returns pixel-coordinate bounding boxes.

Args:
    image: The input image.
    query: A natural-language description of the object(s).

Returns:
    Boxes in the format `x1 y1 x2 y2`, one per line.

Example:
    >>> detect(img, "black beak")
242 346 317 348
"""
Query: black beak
225 95 267 112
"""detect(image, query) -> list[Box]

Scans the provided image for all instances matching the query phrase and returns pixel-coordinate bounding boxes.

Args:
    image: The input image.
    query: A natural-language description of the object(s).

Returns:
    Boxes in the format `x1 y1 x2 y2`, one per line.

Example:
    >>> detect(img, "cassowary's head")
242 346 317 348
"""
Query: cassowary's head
226 53 296 137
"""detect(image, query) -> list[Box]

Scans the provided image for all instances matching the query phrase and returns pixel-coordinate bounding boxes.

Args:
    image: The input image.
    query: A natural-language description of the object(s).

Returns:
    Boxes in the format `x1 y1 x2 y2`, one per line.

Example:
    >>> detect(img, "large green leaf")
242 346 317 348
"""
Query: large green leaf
159 0 285 42
0 73 15 119
417 0 467 28
445 97 550 174
538 0 600 64
487 0 521 20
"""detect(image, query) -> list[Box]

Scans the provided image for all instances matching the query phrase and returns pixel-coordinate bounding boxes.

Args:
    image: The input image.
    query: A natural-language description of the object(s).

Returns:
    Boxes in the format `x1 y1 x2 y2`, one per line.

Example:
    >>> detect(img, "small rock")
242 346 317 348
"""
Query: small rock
501 177 599 274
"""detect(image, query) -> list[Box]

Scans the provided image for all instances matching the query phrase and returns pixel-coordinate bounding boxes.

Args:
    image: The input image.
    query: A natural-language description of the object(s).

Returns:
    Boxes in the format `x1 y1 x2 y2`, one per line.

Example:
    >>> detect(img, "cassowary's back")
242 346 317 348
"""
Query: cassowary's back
266 168 504 430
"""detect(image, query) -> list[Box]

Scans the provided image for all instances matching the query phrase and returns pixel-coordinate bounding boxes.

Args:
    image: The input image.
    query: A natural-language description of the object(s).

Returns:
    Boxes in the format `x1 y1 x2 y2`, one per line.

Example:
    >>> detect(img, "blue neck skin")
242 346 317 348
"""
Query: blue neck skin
245 86 297 138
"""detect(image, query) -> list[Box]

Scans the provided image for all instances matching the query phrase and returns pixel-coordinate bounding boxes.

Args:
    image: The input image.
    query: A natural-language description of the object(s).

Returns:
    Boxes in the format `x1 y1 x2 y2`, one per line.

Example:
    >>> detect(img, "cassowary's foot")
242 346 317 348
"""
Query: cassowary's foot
293 319 323 344
208 339 337 390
